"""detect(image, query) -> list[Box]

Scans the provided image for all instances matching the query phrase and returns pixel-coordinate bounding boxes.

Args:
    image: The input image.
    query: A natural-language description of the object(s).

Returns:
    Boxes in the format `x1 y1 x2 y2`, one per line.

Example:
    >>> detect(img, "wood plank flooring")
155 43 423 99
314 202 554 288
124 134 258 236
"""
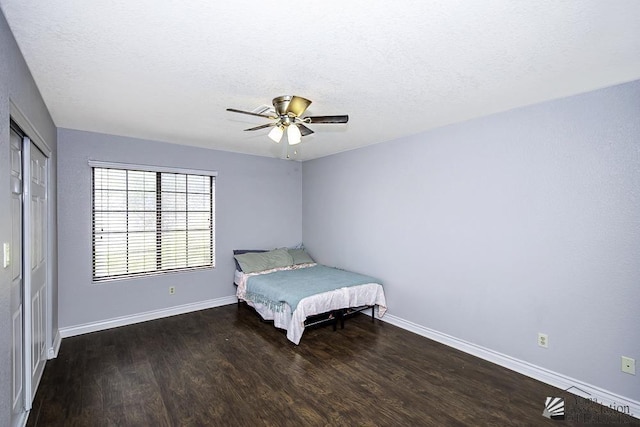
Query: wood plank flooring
28 304 638 426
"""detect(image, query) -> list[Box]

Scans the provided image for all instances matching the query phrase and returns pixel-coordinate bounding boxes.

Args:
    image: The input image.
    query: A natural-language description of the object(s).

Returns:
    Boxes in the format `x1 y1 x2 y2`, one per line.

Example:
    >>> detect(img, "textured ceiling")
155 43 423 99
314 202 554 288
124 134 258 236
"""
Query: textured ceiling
2 1 640 161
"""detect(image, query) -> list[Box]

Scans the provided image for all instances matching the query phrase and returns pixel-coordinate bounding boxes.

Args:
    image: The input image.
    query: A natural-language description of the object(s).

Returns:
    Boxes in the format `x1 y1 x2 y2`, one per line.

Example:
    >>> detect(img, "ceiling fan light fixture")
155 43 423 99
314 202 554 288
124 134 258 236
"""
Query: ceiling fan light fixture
268 125 284 143
287 124 302 145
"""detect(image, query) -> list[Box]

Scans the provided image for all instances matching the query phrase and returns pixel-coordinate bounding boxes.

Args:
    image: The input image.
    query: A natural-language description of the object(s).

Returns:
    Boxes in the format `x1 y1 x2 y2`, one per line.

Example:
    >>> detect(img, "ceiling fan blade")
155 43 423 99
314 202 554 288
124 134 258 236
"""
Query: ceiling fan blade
298 123 314 136
244 122 277 131
304 115 349 124
226 108 276 119
286 96 312 117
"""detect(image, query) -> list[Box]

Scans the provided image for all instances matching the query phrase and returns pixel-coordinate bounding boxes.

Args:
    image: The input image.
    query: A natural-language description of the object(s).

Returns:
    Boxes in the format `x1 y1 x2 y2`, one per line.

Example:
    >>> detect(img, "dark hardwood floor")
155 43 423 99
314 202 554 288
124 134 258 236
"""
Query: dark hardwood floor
28 304 638 426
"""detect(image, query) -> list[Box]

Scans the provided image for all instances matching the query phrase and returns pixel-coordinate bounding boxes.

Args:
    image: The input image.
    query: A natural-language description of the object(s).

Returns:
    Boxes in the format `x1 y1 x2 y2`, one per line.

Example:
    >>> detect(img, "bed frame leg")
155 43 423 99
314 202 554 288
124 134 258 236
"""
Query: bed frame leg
371 305 375 322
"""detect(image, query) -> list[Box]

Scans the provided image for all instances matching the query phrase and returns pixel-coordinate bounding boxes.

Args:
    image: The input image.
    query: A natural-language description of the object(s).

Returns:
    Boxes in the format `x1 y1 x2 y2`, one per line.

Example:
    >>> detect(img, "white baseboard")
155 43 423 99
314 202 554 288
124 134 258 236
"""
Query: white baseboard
59 296 237 339
47 330 61 359
381 313 640 420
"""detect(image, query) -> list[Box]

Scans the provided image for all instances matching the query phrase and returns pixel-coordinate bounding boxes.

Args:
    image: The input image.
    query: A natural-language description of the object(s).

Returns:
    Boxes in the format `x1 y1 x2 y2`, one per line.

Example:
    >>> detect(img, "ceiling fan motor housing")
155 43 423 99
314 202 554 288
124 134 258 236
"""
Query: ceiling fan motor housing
273 95 312 117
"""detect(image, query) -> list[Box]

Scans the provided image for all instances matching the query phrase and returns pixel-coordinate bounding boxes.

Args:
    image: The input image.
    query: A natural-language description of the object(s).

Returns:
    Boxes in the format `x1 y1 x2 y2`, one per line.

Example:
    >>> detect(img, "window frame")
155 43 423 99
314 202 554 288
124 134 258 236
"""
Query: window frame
89 160 217 282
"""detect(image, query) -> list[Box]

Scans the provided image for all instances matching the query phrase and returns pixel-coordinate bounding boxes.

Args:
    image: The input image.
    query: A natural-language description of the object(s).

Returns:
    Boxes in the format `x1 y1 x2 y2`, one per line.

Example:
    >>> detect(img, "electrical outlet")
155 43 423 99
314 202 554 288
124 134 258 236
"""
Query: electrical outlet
621 356 636 375
169 286 176 295
538 333 549 348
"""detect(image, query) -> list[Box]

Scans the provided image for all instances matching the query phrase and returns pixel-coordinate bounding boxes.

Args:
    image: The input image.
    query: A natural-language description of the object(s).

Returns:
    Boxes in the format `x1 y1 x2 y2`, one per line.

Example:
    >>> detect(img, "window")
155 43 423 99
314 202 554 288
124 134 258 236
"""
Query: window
91 163 215 281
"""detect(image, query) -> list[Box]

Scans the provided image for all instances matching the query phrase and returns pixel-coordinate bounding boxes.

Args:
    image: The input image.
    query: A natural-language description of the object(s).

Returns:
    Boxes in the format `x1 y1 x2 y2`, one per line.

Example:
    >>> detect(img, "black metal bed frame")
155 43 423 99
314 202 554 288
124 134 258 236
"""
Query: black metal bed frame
301 304 376 331
235 285 376 334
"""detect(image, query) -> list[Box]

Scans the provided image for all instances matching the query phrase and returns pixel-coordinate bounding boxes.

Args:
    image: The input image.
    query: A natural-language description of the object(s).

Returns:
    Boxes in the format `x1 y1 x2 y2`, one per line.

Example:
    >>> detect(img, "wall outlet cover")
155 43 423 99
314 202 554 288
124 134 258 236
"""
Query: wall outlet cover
538 333 549 348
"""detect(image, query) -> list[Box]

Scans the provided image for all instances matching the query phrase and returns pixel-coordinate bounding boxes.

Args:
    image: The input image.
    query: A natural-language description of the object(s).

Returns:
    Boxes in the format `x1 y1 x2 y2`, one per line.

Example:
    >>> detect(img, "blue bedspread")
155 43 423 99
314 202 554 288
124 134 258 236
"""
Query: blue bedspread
245 265 381 312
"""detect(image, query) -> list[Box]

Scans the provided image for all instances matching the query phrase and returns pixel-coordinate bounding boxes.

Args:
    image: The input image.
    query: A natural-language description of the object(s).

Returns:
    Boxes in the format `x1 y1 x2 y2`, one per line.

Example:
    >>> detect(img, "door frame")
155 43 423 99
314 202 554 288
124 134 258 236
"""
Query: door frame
10 102 53 412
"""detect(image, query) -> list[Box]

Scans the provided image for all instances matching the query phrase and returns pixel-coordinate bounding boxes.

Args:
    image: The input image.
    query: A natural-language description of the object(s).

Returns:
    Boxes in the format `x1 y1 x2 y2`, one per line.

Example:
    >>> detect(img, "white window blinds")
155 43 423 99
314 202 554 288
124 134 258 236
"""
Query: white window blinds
91 165 215 281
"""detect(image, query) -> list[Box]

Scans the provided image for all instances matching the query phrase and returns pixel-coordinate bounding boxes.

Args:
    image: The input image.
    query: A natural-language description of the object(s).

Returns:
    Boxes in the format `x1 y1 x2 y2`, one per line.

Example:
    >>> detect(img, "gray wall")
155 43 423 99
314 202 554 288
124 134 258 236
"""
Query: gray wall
302 80 640 401
57 129 302 328
0 9 58 426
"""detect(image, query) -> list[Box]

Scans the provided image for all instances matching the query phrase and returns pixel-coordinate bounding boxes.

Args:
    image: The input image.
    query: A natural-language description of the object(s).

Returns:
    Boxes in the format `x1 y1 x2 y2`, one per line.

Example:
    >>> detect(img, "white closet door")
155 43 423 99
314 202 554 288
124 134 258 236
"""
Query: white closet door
24 139 48 405
9 129 25 424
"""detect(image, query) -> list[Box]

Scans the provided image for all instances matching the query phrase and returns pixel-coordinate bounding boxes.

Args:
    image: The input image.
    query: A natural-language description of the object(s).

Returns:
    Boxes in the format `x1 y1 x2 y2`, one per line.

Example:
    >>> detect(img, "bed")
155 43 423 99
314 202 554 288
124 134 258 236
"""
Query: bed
234 248 387 344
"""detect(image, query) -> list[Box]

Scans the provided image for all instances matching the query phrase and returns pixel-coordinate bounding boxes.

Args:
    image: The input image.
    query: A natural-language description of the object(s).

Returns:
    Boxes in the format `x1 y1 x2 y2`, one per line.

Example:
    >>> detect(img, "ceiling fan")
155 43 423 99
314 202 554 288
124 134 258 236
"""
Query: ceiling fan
226 95 349 145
